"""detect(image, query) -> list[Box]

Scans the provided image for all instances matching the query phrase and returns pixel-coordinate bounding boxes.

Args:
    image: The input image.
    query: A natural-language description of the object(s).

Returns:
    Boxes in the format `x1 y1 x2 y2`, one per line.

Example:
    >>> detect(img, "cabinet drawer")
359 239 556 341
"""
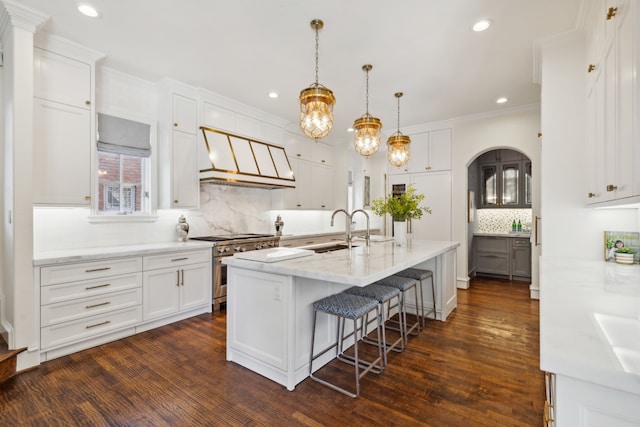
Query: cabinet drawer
143 249 211 270
41 306 142 350
41 288 142 327
476 237 509 253
41 257 142 286
41 273 142 305
476 252 510 275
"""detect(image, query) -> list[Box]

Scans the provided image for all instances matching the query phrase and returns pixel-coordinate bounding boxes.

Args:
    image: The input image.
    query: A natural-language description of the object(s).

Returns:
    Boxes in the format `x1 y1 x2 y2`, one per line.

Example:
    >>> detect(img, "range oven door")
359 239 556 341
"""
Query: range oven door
213 257 227 310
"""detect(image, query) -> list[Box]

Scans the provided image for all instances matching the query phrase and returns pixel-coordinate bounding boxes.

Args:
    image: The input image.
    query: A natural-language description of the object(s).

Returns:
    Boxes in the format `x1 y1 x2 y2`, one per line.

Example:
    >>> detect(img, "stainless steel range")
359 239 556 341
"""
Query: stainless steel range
190 234 280 311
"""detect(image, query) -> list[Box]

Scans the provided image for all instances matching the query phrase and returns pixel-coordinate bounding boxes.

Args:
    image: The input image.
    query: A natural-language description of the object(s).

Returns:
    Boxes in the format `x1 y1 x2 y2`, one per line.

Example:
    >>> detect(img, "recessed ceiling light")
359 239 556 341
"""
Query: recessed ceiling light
77 4 99 18
268 92 278 99
496 97 508 104
472 19 492 32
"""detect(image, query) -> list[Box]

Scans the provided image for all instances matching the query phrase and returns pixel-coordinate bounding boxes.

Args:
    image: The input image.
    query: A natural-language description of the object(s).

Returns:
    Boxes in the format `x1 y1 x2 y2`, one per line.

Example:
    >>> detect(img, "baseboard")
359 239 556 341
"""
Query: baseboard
0 290 13 348
529 284 540 300
456 277 470 289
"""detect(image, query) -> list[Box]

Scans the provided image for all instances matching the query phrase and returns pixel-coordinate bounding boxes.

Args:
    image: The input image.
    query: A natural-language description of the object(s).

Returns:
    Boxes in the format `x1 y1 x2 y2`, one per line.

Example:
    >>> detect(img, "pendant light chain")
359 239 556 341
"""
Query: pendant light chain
365 67 370 114
396 93 401 133
314 24 319 85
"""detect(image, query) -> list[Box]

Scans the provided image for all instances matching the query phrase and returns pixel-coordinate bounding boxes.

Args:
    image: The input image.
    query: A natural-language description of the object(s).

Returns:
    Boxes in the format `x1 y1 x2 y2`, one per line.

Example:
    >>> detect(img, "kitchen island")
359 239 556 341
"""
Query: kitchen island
223 239 459 390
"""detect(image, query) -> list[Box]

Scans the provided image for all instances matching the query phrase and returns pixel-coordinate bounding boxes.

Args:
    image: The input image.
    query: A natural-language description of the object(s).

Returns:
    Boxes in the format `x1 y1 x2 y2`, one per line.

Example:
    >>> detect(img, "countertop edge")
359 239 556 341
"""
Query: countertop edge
33 241 214 266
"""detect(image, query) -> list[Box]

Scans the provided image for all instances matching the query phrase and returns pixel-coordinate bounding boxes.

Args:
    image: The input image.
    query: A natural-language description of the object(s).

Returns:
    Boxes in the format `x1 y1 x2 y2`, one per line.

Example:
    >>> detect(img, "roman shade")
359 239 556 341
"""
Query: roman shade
97 113 151 157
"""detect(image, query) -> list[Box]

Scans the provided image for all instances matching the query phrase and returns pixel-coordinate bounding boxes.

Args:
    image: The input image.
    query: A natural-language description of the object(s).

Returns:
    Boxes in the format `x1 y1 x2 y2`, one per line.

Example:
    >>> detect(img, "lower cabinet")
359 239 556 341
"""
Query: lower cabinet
38 246 211 361
550 373 640 426
475 236 531 280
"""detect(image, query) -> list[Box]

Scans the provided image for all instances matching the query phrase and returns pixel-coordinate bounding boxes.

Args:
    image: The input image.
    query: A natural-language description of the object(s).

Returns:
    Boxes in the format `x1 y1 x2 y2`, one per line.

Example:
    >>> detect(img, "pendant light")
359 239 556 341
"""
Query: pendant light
299 19 336 140
353 64 382 157
387 92 411 167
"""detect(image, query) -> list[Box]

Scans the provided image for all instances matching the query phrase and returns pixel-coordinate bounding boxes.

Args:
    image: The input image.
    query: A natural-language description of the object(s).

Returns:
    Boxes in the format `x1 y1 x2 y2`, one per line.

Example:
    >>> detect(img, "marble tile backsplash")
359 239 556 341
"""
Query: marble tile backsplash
477 209 532 233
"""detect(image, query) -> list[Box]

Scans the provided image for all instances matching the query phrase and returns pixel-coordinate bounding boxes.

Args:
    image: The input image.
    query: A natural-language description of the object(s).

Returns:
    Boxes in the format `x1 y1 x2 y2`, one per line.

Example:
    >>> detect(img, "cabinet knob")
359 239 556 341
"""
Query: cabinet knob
425 166 431 171
587 64 596 73
85 100 91 105
174 123 178 127
321 159 325 163
606 6 617 20
606 184 617 192
297 153 301 157
85 195 91 200
296 204 301 207
587 192 596 198
174 199 179 203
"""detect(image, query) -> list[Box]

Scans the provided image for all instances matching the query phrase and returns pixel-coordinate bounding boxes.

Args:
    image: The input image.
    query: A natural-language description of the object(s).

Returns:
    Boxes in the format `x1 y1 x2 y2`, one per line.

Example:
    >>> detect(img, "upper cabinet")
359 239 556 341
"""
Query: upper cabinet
585 0 640 206
478 149 531 209
158 82 199 209
389 128 452 175
33 45 102 206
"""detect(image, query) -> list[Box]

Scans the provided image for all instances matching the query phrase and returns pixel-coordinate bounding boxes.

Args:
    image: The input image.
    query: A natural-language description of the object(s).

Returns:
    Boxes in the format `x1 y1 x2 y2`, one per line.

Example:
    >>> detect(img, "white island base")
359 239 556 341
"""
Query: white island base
224 240 459 391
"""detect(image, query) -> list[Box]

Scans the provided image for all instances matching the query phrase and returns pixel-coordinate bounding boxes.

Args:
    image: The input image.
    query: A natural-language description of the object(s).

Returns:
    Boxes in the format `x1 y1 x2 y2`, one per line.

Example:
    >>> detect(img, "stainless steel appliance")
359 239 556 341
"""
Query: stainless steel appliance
189 234 280 311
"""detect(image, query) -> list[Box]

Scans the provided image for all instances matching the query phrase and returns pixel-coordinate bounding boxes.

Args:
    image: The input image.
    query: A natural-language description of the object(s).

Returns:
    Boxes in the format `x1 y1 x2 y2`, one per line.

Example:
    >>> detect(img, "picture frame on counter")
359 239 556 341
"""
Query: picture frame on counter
604 231 639 263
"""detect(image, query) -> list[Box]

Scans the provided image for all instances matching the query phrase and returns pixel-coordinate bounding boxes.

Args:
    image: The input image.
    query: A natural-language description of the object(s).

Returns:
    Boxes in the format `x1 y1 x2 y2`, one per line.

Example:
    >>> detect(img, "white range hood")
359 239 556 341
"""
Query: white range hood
199 126 295 189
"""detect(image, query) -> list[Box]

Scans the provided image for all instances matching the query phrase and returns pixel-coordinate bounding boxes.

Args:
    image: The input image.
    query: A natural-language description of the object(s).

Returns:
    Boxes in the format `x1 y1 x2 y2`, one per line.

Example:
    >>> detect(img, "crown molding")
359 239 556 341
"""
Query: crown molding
0 0 48 37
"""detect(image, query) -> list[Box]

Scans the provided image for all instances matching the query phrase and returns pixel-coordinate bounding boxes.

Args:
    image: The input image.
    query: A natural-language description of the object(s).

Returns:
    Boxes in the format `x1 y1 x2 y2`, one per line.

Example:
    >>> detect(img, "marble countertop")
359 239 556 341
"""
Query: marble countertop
33 241 214 266
474 231 531 238
223 239 459 286
540 256 640 395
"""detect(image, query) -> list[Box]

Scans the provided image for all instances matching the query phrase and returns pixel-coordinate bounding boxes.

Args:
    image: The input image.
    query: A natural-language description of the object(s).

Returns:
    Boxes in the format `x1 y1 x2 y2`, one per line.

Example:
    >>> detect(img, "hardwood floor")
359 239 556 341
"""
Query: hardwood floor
0 277 542 426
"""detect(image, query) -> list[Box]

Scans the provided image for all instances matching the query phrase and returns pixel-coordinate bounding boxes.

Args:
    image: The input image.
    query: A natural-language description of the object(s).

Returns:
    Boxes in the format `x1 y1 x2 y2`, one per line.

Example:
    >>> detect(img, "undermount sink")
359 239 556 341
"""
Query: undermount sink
312 243 359 254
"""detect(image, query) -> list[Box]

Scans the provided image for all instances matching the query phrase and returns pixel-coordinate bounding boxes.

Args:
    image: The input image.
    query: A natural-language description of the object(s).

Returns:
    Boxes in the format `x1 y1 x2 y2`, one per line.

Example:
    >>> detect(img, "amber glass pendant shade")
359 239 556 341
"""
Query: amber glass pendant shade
386 92 411 166
353 64 382 156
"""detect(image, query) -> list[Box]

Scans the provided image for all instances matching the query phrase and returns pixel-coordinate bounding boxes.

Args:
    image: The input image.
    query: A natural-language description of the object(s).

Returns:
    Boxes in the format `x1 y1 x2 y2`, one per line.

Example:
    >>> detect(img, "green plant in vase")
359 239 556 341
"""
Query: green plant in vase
371 184 431 245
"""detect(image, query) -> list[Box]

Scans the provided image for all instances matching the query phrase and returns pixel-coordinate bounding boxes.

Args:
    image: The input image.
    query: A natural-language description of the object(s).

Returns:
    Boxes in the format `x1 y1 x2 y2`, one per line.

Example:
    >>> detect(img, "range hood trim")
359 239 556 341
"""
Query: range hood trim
199 126 296 189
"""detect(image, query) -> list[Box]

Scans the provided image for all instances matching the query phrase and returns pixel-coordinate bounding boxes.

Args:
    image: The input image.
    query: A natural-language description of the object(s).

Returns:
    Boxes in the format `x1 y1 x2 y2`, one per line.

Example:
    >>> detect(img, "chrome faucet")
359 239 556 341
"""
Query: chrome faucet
351 209 370 251
330 209 352 250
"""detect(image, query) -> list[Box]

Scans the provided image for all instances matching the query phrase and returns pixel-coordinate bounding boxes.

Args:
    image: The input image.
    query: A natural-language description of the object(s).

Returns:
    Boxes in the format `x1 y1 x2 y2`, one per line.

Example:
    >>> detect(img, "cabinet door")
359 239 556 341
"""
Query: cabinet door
428 129 452 171
172 94 197 134
501 162 520 207
511 243 532 278
523 161 533 207
143 268 180 320
34 98 92 205
172 130 199 208
476 252 510 275
410 172 452 241
311 163 333 209
480 164 499 208
180 263 210 311
288 158 312 209
407 132 429 173
312 141 333 166
34 48 91 109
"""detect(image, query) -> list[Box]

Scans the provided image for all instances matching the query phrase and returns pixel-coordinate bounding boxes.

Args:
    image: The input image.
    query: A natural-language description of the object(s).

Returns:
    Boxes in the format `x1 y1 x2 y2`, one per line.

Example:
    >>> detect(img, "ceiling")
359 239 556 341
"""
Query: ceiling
15 0 583 144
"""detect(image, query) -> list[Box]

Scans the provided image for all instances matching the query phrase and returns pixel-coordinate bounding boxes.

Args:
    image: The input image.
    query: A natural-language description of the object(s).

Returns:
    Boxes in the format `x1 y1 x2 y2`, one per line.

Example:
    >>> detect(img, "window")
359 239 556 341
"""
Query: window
96 113 151 216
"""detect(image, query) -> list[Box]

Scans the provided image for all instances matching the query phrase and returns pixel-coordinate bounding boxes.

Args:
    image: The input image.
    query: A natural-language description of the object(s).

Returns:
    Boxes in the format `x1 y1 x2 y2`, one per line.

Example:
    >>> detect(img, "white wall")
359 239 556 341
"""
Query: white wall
540 32 638 259
451 107 542 289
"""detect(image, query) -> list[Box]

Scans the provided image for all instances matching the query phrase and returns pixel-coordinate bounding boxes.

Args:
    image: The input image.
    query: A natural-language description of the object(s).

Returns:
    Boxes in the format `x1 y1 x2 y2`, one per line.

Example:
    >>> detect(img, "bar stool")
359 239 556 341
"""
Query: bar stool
344 283 404 366
395 268 436 327
309 292 384 398
375 275 420 347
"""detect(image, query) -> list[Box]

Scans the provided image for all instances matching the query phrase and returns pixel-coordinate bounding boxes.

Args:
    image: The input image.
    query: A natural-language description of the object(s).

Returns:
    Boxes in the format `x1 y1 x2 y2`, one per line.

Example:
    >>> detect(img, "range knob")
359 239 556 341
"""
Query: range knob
255 244 263 250
234 247 246 252
217 247 226 254
224 247 231 252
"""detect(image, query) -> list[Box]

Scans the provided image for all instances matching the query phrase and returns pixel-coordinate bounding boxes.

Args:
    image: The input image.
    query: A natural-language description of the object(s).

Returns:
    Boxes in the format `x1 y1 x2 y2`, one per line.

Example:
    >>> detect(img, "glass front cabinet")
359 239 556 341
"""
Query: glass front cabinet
479 150 531 209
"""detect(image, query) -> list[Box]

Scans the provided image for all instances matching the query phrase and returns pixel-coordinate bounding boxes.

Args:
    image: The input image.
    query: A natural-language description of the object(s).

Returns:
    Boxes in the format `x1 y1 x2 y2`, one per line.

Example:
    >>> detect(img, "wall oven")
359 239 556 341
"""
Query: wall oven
190 234 280 311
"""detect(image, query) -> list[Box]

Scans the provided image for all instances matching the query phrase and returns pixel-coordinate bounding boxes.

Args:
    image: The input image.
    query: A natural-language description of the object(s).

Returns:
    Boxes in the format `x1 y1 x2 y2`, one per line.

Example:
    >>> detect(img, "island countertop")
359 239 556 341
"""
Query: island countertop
223 239 459 287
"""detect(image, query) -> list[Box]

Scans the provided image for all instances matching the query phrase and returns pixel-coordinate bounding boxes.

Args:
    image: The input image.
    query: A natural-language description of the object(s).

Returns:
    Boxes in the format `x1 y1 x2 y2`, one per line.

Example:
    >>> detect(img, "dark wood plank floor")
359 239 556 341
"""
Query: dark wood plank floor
0 277 542 426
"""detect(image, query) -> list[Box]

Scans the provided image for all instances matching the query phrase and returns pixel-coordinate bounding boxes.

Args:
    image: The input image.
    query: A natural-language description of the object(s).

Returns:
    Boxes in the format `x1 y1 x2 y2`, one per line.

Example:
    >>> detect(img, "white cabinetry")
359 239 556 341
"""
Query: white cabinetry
39 257 143 361
33 46 100 206
279 131 335 210
585 0 639 205
37 245 212 361
159 82 199 209
388 171 452 241
142 249 211 320
389 128 451 175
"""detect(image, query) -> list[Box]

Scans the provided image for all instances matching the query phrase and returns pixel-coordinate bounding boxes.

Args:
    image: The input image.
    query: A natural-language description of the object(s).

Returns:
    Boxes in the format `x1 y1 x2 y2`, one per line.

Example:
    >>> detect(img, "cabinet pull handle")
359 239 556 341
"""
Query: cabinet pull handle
86 320 111 329
587 64 596 73
85 100 91 105
86 283 111 290
321 159 325 163
297 153 301 157
181 269 185 286
535 216 542 247
606 6 617 20
176 270 180 287
425 166 431 170
296 204 302 207
85 195 91 201
587 192 596 198
171 257 188 262
606 184 617 192
86 301 111 309
85 267 111 273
